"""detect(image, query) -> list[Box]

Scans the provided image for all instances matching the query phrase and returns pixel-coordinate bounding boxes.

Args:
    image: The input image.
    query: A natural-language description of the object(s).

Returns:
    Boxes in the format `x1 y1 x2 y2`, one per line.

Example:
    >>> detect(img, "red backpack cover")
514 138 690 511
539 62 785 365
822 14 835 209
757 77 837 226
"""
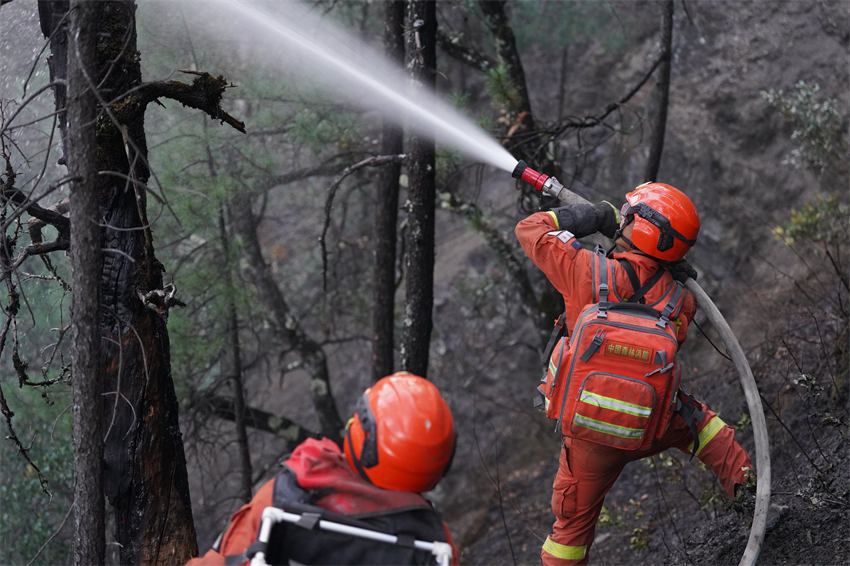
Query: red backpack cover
538 252 686 451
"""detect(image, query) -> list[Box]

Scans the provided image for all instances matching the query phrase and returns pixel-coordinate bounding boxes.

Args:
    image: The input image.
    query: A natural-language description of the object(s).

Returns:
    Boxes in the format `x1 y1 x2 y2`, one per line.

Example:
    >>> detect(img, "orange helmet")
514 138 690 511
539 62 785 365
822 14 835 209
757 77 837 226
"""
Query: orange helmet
344 372 455 492
621 182 700 262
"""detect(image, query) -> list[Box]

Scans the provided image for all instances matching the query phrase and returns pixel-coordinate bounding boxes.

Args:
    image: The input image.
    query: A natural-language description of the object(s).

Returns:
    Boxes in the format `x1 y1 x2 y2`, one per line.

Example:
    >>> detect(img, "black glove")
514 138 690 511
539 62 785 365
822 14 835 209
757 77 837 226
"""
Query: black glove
668 259 698 282
551 201 619 239
594 201 619 239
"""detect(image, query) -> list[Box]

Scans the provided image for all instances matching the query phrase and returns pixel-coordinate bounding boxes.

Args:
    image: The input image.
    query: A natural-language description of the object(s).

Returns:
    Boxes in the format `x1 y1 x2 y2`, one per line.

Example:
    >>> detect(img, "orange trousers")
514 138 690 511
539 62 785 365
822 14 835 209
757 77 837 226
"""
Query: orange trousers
541 400 752 565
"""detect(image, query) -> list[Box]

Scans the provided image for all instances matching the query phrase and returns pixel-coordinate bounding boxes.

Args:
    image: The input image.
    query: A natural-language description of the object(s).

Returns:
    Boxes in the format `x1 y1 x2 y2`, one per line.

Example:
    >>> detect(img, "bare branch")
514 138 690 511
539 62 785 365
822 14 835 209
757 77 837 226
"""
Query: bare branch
319 153 406 290
551 53 664 137
437 29 495 72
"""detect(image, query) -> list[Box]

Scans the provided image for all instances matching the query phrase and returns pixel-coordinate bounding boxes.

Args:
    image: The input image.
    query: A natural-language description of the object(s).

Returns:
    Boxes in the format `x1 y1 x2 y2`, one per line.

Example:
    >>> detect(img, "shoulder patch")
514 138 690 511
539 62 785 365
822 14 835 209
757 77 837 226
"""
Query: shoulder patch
545 229 576 244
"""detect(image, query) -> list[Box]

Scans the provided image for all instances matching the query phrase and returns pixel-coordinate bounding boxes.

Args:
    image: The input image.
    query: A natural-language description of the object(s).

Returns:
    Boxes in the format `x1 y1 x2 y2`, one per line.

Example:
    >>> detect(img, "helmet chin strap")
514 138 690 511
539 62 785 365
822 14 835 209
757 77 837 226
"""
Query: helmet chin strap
608 223 635 257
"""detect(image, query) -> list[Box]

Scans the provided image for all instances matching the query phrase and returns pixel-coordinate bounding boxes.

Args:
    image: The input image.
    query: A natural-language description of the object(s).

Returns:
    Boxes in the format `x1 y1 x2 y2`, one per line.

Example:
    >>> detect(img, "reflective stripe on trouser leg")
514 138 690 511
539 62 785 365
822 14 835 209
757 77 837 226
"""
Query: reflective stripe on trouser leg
688 412 753 497
687 414 725 458
543 536 587 562
543 440 624 566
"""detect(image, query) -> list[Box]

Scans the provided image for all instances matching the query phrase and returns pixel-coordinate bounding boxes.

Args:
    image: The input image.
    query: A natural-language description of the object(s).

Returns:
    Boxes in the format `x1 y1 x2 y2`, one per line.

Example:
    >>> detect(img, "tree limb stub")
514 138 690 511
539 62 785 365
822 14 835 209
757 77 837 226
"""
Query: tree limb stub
205 394 316 447
1 157 71 256
137 71 246 133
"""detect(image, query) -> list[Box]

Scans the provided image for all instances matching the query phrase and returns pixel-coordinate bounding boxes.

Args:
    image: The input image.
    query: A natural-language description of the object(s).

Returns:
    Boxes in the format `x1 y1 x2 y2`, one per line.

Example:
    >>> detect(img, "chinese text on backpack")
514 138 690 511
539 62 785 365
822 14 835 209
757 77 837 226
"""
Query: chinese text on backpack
537 252 685 451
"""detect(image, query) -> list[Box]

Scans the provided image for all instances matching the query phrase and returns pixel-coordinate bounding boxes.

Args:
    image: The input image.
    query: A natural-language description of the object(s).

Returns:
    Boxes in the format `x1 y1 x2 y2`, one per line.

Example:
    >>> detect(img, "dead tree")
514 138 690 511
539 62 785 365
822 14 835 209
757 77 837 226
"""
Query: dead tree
20 0 246 562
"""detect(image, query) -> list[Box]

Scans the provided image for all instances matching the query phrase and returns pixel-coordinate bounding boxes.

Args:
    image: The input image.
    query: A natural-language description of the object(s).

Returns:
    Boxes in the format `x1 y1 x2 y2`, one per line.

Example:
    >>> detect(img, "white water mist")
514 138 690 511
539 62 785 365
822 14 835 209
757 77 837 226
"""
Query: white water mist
181 0 518 173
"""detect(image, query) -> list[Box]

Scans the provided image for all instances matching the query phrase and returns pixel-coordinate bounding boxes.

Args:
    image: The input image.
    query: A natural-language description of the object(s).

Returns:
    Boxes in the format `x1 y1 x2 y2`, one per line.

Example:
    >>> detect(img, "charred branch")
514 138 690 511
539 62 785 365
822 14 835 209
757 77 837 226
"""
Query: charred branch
135 70 246 133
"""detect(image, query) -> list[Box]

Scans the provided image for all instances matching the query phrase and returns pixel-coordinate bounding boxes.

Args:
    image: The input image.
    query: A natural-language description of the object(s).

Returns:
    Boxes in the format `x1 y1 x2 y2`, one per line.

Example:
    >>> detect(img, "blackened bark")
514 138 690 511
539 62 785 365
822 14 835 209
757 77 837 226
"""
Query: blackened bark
644 0 673 182
67 1 104 563
229 202 344 442
40 1 198 562
372 0 405 380
400 0 436 377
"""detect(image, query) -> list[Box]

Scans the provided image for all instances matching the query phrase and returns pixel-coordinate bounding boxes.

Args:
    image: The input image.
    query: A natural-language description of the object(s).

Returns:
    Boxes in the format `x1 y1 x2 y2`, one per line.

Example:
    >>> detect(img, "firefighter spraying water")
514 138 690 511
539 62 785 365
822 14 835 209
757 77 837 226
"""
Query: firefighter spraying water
511 161 770 566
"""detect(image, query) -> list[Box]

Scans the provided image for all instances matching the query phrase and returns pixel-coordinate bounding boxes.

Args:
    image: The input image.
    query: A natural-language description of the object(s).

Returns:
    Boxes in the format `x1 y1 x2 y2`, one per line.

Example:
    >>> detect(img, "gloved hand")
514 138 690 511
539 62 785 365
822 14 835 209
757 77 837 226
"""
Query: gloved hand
551 201 619 239
668 259 698 282
594 201 619 239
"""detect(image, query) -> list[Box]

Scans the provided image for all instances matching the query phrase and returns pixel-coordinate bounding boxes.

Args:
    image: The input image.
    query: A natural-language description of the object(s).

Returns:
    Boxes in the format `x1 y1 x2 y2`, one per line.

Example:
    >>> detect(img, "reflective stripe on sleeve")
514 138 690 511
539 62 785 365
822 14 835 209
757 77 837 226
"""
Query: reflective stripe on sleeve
542 536 587 560
547 210 560 228
688 415 726 457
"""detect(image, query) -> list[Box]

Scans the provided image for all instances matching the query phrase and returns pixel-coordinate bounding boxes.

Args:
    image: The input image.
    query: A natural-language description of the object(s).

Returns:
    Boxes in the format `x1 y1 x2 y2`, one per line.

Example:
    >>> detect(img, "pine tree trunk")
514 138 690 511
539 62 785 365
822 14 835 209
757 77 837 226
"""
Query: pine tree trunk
372 0 405 380
401 0 437 377
67 1 104 562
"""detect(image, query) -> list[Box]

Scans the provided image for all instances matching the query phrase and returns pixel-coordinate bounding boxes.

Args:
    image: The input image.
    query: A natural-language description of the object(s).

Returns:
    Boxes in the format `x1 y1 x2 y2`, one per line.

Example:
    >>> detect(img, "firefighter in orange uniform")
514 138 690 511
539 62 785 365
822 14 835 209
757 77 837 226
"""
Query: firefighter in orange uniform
515 183 753 565
186 372 458 566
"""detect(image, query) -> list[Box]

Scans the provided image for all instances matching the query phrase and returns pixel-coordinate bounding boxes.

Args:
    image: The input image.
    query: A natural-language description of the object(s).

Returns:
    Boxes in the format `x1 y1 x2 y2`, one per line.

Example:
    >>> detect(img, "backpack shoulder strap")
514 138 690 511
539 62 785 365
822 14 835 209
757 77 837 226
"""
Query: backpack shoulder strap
617 259 666 304
592 249 611 303
658 280 686 326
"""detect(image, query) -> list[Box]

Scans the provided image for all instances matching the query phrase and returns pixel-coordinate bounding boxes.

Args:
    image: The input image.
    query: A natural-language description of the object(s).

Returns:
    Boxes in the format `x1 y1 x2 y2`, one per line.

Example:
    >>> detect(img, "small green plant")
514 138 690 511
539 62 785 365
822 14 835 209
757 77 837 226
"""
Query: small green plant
629 527 650 551
772 195 849 252
486 64 523 112
736 412 752 431
597 505 625 529
698 485 723 509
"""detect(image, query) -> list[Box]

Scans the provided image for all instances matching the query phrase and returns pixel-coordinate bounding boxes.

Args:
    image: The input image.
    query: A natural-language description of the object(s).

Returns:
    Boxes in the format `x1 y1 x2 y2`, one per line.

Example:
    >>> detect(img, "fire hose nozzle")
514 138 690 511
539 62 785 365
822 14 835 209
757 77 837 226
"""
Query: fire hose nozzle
512 160 528 179
511 160 566 200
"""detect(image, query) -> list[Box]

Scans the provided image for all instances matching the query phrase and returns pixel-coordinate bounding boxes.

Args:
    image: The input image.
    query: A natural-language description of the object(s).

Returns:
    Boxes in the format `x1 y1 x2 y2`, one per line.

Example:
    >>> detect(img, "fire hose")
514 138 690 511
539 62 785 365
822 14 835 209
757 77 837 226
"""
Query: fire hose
512 161 770 566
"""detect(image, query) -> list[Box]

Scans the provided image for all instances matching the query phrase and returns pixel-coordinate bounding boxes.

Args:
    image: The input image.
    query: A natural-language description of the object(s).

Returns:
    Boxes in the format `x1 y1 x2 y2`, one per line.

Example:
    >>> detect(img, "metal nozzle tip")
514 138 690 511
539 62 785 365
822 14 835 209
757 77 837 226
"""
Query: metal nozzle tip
511 160 527 179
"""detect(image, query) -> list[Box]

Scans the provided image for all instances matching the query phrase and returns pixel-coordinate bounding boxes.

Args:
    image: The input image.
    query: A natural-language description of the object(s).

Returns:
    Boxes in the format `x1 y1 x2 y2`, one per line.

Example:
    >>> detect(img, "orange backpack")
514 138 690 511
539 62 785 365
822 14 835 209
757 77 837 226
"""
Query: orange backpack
537 251 686 451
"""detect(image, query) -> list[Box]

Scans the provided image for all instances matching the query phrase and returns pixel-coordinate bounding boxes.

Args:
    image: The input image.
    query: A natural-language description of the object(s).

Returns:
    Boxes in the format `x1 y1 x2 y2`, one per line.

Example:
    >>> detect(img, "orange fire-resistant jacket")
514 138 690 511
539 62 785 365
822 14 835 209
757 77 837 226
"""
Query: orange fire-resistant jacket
515 210 697 339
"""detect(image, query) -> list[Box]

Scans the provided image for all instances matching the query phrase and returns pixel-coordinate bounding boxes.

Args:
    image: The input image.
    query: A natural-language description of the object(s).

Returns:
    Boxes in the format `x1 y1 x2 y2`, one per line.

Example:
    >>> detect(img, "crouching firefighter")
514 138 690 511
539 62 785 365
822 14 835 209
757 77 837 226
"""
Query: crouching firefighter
514 182 753 566
186 372 458 566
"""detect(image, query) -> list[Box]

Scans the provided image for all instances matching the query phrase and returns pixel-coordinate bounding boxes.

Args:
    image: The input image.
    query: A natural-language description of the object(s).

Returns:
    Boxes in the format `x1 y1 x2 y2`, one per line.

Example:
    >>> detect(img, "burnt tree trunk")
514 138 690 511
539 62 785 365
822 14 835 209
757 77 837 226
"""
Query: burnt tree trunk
372 0 405 380
400 0 437 377
67 1 104 563
644 0 673 182
40 1 197 563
